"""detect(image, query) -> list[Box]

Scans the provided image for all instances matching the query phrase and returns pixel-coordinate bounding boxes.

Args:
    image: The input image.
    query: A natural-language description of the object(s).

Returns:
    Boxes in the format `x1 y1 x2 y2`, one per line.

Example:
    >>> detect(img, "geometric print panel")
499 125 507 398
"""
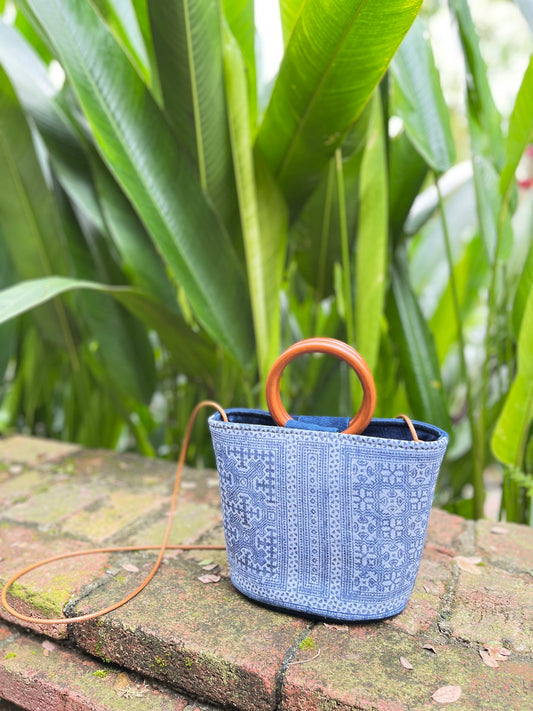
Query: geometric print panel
211 435 288 589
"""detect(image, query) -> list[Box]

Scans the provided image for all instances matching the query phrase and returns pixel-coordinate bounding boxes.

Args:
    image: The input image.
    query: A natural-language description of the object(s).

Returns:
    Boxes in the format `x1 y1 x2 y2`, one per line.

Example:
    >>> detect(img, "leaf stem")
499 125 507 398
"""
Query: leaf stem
435 173 484 517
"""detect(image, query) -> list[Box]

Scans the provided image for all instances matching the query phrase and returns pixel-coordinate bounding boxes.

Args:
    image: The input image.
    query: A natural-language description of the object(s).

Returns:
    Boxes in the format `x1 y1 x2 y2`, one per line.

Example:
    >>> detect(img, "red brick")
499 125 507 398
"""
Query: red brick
0 524 109 639
0 437 80 467
0 622 190 710
281 625 533 710
426 508 466 551
69 556 308 711
448 562 533 653
476 519 533 575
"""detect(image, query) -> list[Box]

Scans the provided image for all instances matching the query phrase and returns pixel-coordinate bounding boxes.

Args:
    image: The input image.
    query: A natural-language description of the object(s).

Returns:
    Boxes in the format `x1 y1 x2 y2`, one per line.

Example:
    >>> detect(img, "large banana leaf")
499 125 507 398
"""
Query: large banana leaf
90 0 152 89
390 17 454 173
21 0 253 364
0 65 76 352
148 0 238 228
0 276 216 384
0 20 179 307
449 0 504 168
492 285 533 467
222 0 256 126
279 0 304 44
56 190 156 406
89 157 177 306
130 0 161 99
354 91 387 373
256 0 422 209
223 23 288 387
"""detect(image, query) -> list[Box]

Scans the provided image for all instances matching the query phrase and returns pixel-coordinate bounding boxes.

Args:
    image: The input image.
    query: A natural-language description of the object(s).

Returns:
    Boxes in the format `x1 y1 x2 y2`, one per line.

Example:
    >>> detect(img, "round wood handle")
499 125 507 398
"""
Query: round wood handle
265 338 376 435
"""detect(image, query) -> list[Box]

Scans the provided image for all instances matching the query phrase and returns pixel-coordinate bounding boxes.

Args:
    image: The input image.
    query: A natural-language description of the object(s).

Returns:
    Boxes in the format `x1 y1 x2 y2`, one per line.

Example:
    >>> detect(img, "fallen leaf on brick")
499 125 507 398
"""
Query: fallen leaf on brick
114 672 131 697
198 558 213 566
323 623 349 631
484 643 511 662
198 574 220 584
453 556 483 575
423 643 437 653
490 526 508 535
400 656 413 670
121 563 139 573
479 649 499 668
202 563 218 571
431 685 462 703
113 673 149 699
41 640 57 656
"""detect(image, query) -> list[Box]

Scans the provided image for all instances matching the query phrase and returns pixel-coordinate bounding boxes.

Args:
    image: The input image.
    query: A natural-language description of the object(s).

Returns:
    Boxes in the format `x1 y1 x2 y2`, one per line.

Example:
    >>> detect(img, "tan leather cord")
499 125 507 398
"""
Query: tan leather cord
395 414 420 442
0 401 228 626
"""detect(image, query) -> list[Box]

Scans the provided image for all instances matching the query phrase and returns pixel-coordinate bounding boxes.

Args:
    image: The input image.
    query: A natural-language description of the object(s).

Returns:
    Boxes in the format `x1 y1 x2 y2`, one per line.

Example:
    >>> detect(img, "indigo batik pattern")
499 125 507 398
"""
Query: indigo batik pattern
209 410 448 621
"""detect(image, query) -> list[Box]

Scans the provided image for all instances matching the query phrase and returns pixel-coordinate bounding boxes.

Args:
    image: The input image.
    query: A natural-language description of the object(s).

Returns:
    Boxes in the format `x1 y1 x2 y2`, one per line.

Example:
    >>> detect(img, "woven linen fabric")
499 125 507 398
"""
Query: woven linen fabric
209 409 448 621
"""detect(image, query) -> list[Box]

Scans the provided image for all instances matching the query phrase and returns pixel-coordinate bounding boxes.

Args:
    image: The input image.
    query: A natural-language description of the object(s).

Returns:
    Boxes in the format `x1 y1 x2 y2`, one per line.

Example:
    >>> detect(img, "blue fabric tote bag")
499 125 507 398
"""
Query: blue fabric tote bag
208 338 448 621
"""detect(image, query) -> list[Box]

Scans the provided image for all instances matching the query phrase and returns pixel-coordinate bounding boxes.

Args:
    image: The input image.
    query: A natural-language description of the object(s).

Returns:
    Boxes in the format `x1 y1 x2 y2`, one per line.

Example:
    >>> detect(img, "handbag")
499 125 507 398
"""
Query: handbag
209 337 448 620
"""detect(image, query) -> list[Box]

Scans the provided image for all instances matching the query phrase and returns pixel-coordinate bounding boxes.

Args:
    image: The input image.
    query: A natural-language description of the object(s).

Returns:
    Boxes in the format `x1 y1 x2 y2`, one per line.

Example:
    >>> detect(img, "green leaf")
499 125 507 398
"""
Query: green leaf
22 0 253 364
14 5 53 63
279 0 304 44
500 55 533 201
131 0 162 100
472 155 512 263
0 64 79 357
389 250 451 433
223 23 288 387
222 0 256 125
429 234 488 363
89 157 177 305
0 19 107 232
55 190 157 406
390 17 454 173
513 239 533 337
449 0 504 168
90 0 152 87
292 110 370 297
148 0 238 228
256 0 422 209
388 130 428 242
0 20 175 307
0 276 216 383
0 239 16 383
492 285 533 467
11 2 55 63
355 91 388 373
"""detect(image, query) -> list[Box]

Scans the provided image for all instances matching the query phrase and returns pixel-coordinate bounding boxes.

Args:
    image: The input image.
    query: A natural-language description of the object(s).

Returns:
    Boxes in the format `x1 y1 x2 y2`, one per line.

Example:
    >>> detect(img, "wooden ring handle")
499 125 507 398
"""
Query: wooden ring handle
265 338 376 435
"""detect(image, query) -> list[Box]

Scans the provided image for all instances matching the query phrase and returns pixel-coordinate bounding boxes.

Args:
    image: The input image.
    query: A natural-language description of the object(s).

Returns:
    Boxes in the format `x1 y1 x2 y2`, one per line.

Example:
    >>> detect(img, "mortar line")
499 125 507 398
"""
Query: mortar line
273 622 317 711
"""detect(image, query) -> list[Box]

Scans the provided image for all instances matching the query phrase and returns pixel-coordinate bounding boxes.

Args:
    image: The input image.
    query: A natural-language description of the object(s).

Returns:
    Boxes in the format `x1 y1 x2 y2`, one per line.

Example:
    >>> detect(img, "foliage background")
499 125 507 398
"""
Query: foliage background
0 0 532 523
